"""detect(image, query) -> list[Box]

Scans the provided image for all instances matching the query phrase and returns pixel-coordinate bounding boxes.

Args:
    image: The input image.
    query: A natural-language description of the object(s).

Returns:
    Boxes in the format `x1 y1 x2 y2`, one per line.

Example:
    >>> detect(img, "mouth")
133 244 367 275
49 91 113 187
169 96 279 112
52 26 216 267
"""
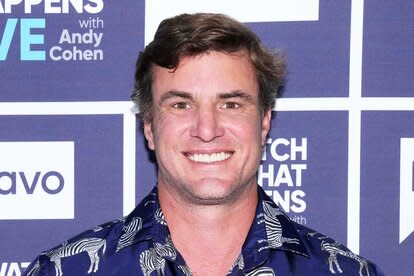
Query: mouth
185 152 233 163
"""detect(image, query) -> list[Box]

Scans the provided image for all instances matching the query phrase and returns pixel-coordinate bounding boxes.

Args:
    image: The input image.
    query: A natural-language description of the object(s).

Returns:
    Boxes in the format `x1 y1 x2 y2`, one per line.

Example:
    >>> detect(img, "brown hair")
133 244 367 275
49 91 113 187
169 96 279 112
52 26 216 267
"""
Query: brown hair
131 13 286 121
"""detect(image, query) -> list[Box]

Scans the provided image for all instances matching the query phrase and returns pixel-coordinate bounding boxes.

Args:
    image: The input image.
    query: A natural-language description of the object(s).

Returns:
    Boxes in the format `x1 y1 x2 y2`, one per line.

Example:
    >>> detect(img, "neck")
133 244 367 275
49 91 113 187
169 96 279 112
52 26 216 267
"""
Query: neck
157 181 258 275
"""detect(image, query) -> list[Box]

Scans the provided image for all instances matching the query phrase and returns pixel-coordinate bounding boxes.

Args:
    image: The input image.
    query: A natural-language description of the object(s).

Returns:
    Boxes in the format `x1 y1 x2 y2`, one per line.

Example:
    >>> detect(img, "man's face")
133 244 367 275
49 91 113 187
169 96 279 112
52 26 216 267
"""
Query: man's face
144 51 271 205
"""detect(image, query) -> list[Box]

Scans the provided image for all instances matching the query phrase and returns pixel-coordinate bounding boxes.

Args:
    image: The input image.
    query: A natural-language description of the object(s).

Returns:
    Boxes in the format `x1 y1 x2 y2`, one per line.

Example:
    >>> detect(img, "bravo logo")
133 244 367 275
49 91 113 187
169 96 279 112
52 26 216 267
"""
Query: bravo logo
0 141 74 220
0 171 64 195
400 138 414 244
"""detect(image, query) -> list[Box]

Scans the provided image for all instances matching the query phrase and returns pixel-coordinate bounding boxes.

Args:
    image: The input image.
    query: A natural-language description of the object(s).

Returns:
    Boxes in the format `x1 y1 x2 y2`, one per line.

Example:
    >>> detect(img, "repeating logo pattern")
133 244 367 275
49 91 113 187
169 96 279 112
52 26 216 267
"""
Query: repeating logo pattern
0 142 74 220
0 1 412 275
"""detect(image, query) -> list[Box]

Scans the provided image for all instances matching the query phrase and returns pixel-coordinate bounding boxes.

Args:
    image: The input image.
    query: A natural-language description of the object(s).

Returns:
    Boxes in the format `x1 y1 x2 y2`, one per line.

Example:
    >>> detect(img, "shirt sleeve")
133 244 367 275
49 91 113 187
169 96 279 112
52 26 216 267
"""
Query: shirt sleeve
370 261 386 276
22 255 54 276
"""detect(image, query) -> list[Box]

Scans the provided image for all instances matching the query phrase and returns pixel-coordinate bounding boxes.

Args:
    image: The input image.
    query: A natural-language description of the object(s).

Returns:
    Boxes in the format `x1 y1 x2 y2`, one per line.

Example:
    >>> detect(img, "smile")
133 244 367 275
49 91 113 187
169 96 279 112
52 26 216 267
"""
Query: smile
186 152 232 163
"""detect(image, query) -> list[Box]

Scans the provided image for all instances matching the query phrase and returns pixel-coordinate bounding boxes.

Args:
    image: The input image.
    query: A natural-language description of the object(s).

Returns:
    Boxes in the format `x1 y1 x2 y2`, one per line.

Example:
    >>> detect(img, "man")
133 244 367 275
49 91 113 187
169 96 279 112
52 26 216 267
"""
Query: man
25 13 383 275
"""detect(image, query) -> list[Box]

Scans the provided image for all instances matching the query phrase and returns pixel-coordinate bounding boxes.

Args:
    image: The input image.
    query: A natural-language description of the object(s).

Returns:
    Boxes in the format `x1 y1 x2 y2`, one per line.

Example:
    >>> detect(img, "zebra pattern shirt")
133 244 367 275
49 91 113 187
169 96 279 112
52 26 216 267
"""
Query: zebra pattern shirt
24 186 384 276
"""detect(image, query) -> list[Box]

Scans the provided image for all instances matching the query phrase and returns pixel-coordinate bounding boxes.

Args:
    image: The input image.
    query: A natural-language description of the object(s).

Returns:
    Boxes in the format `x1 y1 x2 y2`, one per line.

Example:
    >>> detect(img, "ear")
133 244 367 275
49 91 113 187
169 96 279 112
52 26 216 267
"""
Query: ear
143 120 155 150
261 109 272 147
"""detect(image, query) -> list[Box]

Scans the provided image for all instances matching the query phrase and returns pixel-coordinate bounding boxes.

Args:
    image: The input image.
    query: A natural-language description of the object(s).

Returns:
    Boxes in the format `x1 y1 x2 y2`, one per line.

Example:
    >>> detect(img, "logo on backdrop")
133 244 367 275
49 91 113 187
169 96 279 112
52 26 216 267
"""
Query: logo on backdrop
400 138 414 244
0 262 29 276
0 0 104 61
0 141 74 219
259 137 308 224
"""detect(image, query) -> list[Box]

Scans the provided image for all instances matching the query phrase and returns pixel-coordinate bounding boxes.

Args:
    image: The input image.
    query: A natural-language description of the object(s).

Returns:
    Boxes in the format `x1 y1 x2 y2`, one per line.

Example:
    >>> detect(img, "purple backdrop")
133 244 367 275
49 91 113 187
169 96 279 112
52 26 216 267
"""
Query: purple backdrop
0 1 412 275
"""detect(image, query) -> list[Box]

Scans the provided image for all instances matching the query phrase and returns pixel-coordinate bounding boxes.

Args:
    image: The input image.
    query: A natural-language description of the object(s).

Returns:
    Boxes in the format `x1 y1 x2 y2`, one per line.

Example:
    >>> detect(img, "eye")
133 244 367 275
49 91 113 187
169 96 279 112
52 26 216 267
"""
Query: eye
173 102 191 109
221 102 240 109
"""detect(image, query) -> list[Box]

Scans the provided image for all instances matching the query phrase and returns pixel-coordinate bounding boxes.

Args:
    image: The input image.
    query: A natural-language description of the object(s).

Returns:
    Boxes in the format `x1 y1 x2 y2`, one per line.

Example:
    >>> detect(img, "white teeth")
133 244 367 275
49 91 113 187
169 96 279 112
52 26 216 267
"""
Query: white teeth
188 152 231 163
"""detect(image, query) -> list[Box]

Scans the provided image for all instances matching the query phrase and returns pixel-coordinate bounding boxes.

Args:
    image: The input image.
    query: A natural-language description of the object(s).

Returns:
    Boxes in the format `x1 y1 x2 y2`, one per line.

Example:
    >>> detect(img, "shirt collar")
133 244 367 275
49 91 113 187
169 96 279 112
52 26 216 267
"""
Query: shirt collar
117 186 308 266
116 187 168 251
237 187 308 271
116 187 186 265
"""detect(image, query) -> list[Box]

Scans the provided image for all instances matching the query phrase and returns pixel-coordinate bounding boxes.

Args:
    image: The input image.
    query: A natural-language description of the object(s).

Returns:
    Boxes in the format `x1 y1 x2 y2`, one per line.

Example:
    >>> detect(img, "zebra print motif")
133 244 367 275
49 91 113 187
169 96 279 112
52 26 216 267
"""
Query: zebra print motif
321 241 370 276
116 216 143 252
42 237 106 276
245 266 275 276
139 235 177 276
144 193 157 206
154 208 167 226
144 200 156 207
229 253 245 272
257 201 299 251
26 260 40 276
92 218 124 232
177 264 192 276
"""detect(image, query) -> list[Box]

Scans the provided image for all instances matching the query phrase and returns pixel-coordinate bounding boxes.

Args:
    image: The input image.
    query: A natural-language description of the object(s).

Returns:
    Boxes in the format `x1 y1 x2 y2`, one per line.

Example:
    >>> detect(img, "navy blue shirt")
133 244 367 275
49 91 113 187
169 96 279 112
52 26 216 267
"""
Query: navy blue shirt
24 186 384 275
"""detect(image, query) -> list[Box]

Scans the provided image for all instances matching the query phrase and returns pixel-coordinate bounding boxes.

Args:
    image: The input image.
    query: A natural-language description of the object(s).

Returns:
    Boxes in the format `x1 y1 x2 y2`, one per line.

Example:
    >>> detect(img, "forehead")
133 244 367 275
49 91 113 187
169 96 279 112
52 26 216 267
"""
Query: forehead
151 51 258 98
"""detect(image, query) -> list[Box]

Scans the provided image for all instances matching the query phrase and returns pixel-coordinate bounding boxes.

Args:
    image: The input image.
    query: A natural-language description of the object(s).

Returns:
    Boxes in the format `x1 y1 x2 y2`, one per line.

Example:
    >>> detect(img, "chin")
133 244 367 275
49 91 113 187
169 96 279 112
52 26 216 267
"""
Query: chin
186 193 236 206
184 181 246 206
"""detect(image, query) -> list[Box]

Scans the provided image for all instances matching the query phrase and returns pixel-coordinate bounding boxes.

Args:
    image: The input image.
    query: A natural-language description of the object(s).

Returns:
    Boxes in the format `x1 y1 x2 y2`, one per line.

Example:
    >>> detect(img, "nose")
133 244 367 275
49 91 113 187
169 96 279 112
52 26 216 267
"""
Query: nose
190 106 225 142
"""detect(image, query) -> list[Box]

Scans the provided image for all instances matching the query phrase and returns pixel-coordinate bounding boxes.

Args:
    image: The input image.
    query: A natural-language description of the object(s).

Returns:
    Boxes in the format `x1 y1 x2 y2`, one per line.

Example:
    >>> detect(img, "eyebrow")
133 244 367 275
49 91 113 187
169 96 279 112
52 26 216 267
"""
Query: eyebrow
159 90 193 105
158 89 254 104
217 90 253 102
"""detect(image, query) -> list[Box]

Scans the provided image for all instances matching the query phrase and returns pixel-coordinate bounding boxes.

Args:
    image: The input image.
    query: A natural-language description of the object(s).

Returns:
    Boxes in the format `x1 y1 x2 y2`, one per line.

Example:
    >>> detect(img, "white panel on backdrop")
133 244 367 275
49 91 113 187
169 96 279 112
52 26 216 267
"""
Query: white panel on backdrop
400 138 414 243
0 141 74 220
145 0 319 44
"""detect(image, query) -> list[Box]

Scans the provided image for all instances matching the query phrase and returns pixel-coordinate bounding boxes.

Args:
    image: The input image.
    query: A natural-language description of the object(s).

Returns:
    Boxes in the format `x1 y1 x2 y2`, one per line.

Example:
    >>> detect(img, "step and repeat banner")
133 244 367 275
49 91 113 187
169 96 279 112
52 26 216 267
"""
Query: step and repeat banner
0 1 413 275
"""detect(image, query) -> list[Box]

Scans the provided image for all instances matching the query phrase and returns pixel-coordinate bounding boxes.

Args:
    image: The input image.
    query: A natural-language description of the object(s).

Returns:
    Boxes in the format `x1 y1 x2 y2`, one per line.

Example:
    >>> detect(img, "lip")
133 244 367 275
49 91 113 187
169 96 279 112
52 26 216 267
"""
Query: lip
183 151 233 163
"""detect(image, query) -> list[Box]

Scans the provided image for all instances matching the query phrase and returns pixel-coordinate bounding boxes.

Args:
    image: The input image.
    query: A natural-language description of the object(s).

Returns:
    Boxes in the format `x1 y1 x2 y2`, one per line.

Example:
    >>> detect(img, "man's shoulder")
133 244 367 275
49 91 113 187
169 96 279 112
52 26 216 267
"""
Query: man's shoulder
23 218 125 276
24 190 159 275
291 222 384 276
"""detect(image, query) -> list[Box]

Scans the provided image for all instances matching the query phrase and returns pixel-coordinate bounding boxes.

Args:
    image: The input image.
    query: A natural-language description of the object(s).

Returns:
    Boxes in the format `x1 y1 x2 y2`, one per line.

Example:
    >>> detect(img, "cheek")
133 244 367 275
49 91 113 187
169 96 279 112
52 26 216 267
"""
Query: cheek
158 120 187 138
227 119 263 144
152 116 190 148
